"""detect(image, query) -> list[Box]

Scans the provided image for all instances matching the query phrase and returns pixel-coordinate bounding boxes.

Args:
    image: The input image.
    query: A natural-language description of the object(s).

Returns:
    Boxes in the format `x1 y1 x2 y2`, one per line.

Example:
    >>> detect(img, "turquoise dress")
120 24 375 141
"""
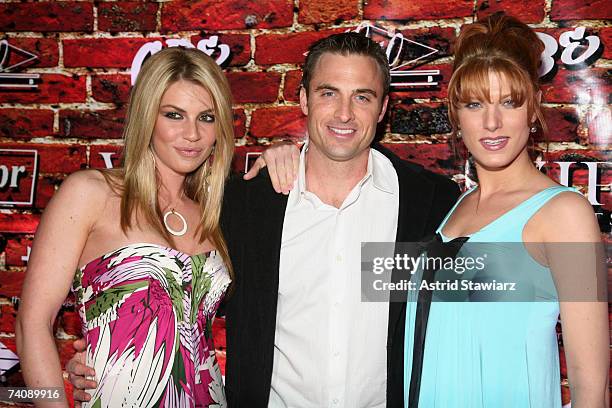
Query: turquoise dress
404 185 578 408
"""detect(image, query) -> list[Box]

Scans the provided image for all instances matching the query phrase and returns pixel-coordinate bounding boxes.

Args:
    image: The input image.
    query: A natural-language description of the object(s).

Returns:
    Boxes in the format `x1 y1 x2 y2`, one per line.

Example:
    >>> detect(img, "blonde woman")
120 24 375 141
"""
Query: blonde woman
16 47 234 407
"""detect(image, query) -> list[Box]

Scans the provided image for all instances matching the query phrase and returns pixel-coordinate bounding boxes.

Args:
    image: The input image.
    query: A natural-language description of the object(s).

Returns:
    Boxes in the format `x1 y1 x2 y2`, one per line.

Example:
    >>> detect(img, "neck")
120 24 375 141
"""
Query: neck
157 167 188 207
474 149 541 198
304 145 369 208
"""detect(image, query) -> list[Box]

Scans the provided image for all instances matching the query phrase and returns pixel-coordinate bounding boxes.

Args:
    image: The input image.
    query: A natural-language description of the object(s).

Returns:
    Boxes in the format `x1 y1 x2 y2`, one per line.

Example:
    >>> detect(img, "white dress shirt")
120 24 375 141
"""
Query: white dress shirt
268 144 400 408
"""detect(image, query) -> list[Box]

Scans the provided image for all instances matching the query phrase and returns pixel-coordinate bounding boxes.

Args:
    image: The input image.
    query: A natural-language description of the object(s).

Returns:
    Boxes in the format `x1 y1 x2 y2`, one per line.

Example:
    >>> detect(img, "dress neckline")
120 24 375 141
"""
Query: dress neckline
78 242 216 271
439 185 564 241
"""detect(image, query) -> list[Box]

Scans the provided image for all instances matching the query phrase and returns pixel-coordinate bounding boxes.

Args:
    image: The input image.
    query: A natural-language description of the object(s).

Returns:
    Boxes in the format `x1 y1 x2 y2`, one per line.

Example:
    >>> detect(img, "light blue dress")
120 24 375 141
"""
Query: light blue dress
404 185 578 408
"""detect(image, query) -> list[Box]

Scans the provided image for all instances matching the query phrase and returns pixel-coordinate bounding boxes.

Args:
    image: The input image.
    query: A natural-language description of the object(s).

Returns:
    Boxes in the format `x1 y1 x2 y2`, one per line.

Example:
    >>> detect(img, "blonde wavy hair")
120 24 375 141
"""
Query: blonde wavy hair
105 47 234 277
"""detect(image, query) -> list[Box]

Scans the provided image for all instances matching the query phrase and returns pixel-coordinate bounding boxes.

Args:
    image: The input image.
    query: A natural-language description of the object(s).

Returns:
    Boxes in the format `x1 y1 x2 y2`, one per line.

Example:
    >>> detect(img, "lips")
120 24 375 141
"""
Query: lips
174 147 203 157
479 137 509 151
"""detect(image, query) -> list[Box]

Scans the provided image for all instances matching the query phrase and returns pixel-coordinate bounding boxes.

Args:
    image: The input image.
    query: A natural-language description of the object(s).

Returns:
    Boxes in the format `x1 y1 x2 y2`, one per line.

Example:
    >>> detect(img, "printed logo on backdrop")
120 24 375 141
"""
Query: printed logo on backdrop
0 341 19 383
352 23 442 87
537 28 603 78
0 40 41 90
130 36 231 85
351 23 603 86
0 149 38 207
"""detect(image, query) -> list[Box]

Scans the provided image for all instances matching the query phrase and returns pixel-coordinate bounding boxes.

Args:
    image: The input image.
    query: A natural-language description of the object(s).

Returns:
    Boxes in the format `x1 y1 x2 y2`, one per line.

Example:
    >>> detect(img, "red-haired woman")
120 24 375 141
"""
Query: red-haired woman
403 13 608 408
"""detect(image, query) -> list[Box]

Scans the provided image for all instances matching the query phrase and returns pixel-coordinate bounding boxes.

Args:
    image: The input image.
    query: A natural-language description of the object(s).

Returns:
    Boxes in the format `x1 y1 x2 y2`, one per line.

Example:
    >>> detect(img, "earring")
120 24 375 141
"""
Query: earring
456 129 462 138
530 125 537 133
149 148 157 168
202 158 212 194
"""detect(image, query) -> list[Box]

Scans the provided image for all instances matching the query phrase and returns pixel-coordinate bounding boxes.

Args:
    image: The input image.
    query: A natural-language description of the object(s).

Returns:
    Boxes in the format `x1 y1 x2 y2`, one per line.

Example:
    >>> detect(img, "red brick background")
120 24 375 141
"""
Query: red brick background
0 1 609 406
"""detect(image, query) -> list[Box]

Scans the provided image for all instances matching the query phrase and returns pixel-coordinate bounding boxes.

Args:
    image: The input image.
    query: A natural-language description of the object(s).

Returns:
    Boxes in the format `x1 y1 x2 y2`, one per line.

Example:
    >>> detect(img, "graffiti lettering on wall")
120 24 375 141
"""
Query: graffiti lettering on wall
352 23 602 87
537 28 602 77
0 40 40 90
131 36 231 85
0 149 38 207
353 23 442 87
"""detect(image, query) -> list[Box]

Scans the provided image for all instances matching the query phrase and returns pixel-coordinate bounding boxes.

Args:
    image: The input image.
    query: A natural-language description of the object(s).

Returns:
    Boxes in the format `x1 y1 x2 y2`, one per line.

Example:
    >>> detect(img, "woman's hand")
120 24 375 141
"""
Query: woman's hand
243 141 300 195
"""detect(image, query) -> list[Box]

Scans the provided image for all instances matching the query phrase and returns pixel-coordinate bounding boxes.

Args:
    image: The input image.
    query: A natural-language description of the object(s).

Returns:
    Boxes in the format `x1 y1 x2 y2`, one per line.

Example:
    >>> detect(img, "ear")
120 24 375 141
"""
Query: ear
299 86 309 116
377 95 389 123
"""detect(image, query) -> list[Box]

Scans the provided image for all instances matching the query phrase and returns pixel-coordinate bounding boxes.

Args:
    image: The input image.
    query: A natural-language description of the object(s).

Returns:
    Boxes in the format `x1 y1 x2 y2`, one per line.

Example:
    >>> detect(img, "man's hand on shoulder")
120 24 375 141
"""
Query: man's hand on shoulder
243 141 300 195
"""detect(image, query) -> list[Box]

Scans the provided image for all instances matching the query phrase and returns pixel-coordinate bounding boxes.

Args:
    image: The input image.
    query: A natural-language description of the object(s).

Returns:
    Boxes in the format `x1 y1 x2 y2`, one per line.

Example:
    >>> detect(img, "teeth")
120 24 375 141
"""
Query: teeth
483 138 506 146
329 127 354 135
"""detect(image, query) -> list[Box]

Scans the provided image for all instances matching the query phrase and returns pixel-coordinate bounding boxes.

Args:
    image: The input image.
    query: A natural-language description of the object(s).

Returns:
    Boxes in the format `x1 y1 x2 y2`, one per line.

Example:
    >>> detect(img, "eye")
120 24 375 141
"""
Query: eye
321 90 335 97
199 113 215 123
502 99 516 108
163 111 183 120
464 102 481 109
355 94 371 103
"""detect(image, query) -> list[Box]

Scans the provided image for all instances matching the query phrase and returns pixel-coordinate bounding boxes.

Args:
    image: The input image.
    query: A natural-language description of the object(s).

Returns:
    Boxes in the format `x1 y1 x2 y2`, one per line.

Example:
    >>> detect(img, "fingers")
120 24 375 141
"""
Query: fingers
242 141 300 195
243 157 266 181
264 152 282 194
67 344 97 402
290 145 299 185
72 338 87 353
266 142 300 194
66 352 97 392
72 389 93 403
274 152 291 195
66 350 90 374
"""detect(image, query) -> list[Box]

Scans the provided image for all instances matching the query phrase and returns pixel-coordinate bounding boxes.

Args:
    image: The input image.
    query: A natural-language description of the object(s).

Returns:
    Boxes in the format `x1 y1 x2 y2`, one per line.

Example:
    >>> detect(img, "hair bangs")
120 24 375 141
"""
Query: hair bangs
451 58 532 106
448 55 542 133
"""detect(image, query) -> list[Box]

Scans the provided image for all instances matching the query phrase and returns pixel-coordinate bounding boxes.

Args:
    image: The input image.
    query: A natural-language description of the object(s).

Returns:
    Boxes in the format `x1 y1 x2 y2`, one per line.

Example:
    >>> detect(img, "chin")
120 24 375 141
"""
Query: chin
174 162 206 175
474 155 518 172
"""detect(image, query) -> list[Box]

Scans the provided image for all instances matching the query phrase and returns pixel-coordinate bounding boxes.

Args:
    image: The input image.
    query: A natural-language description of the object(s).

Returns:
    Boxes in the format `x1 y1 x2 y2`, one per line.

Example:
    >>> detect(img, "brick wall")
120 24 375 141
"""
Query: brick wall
0 1 609 406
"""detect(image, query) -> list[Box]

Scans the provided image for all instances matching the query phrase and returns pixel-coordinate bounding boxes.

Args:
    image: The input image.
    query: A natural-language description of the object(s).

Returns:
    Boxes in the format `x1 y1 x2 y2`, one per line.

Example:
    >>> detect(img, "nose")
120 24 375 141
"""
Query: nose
483 105 502 132
334 96 354 122
184 120 202 142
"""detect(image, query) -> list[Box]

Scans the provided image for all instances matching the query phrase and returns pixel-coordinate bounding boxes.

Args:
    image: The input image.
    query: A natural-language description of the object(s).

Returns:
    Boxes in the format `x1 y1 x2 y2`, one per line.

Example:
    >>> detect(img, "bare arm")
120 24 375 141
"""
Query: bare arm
243 140 300 194
16 171 103 407
543 193 609 407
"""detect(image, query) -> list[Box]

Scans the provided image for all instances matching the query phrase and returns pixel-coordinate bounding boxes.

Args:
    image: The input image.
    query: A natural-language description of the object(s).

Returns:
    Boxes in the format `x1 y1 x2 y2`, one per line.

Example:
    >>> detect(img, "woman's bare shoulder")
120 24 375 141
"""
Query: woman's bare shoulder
60 169 121 196
538 189 600 242
51 169 122 215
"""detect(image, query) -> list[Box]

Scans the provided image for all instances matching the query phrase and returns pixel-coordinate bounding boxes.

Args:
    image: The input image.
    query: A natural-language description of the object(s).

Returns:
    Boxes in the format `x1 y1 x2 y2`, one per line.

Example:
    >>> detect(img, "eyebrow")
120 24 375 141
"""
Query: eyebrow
160 104 214 114
315 84 378 98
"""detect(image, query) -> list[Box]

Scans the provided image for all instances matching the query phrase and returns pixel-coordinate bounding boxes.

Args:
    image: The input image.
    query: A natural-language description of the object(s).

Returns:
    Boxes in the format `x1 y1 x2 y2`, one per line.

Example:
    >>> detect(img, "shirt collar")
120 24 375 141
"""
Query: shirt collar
291 141 395 206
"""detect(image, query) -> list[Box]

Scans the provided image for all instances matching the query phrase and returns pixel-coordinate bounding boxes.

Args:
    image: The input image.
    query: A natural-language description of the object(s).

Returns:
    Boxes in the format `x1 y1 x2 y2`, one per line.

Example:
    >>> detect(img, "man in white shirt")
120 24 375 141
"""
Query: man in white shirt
221 33 459 408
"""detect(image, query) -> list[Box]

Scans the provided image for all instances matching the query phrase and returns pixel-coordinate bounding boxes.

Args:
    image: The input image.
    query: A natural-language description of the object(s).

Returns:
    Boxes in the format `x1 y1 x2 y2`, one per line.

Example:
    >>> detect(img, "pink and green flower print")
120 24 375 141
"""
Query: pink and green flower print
72 243 230 407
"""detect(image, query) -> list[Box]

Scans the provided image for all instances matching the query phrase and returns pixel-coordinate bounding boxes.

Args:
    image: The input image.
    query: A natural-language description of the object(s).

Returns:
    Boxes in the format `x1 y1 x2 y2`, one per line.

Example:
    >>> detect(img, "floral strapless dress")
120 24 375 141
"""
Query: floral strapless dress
72 243 230 407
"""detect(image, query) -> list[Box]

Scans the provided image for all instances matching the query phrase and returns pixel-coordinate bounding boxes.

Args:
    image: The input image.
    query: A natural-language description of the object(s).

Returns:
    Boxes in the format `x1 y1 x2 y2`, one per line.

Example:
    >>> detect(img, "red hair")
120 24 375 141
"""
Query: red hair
448 12 546 134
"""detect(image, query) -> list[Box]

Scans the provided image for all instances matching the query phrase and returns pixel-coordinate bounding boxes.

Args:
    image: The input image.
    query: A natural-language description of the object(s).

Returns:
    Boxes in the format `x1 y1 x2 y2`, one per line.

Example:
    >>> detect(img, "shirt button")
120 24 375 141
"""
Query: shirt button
332 398 339 405
336 254 342 262
333 351 340 357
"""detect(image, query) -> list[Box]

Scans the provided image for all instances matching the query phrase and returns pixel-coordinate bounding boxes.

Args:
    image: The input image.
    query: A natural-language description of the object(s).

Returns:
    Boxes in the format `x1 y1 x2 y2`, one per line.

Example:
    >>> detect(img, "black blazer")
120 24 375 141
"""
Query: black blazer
221 145 460 408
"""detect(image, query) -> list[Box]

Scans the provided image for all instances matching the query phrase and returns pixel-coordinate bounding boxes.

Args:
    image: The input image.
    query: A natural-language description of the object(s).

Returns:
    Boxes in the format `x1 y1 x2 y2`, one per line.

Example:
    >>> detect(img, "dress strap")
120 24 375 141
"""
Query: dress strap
435 187 478 234
507 185 580 227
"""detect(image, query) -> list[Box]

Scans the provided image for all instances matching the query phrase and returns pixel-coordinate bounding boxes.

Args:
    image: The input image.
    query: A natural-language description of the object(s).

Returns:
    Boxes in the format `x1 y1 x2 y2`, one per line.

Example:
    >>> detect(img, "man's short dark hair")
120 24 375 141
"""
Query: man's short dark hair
301 32 391 97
